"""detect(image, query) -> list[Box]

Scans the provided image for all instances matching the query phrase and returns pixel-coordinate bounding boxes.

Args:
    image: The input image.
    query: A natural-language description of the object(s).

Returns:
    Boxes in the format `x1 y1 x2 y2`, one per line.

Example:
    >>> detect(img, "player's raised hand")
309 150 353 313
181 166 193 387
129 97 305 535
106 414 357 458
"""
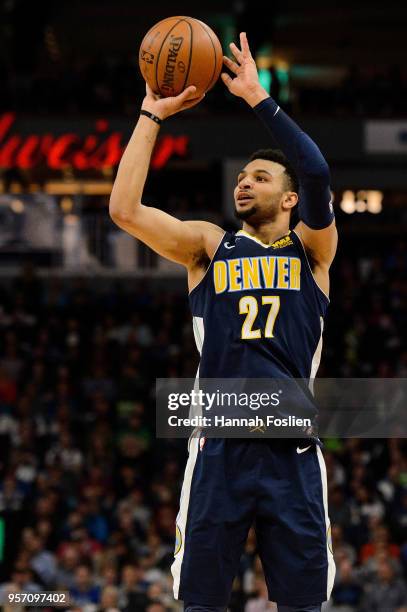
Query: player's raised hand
141 84 205 120
221 32 269 107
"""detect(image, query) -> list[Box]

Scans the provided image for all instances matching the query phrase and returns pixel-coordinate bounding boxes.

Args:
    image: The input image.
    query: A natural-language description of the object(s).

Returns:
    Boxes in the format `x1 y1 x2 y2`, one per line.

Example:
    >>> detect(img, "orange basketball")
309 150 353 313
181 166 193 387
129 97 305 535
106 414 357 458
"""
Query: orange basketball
139 16 223 98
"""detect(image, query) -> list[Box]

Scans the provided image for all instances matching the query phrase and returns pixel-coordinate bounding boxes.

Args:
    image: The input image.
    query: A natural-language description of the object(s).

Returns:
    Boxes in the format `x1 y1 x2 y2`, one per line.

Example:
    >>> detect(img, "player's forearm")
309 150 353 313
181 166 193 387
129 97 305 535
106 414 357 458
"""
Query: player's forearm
109 116 160 220
249 94 329 180
249 93 334 229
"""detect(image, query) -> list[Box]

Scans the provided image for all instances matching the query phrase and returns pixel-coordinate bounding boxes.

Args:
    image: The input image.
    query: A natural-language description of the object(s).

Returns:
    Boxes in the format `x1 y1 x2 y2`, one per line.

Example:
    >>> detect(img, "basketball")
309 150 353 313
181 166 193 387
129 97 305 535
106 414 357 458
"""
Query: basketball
139 16 223 98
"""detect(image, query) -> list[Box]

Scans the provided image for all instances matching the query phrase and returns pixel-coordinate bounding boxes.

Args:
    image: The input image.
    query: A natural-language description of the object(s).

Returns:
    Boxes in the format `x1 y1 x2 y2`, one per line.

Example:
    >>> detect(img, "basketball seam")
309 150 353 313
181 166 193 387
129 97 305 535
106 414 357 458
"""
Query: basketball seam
193 19 219 92
155 18 183 96
178 19 193 92
140 17 171 83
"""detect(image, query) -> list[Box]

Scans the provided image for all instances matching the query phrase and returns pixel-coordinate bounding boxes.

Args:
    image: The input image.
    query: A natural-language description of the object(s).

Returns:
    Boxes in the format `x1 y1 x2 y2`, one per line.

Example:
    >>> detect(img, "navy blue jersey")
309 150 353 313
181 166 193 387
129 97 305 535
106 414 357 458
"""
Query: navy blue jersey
189 229 329 379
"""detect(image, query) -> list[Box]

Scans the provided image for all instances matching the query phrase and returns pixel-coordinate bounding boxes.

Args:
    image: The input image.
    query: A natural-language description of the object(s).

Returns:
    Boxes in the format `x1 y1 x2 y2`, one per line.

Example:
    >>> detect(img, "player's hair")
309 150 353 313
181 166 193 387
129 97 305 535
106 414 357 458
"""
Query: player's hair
248 149 299 194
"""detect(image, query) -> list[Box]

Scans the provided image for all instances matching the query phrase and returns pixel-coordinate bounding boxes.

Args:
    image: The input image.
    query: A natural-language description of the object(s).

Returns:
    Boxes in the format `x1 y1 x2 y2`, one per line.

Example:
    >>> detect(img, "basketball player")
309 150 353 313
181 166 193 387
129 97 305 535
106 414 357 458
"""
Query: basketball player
110 33 337 612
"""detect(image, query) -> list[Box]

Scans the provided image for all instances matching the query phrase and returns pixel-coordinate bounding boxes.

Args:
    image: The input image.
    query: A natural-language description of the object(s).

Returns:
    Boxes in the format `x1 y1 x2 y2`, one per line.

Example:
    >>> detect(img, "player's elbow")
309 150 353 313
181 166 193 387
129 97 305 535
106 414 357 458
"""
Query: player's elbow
109 201 122 222
109 202 126 225
109 198 138 226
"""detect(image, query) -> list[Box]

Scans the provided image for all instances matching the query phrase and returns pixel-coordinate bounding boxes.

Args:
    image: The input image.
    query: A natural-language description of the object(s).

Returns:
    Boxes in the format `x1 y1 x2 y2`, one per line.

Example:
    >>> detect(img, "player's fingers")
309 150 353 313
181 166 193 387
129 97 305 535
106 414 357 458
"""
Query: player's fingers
229 41 243 64
240 32 252 58
221 72 233 89
181 93 205 110
223 55 239 74
177 85 197 102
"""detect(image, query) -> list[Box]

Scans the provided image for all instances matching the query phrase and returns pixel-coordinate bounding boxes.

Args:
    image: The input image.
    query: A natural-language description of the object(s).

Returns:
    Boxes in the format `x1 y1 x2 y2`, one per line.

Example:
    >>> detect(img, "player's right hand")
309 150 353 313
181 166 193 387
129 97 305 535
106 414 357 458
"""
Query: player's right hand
222 32 269 107
141 84 205 120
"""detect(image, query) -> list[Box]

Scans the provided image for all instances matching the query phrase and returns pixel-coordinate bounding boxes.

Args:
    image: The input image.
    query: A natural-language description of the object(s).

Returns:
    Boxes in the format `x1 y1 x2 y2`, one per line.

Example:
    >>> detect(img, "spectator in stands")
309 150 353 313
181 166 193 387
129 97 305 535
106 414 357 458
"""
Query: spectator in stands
99 584 120 611
69 564 101 606
331 524 357 566
328 486 352 532
0 567 41 598
55 544 81 590
25 532 57 587
117 564 150 610
331 558 363 609
244 575 276 611
360 559 407 611
360 523 401 563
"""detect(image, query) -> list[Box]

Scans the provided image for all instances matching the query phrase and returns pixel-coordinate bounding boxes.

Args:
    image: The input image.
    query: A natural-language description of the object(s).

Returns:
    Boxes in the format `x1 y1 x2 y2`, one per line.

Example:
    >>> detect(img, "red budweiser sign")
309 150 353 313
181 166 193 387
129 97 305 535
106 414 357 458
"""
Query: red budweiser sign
0 113 189 170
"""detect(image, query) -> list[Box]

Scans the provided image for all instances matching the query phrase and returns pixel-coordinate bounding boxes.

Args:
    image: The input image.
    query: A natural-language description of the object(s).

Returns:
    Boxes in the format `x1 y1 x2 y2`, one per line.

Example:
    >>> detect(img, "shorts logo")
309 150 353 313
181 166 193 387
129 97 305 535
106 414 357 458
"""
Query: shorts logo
199 436 206 451
327 524 333 554
296 445 312 454
174 524 182 555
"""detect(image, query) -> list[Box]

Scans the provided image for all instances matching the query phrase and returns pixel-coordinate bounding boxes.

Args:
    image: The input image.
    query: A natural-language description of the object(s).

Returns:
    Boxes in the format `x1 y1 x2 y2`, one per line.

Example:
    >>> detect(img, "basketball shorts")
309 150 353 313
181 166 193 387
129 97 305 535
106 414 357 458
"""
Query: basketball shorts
171 436 335 607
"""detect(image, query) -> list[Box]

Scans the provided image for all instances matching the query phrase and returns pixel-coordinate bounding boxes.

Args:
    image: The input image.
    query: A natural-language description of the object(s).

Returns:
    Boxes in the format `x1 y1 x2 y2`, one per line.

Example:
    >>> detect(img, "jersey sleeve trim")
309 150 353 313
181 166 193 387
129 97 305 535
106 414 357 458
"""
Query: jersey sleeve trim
292 229 330 304
188 231 226 297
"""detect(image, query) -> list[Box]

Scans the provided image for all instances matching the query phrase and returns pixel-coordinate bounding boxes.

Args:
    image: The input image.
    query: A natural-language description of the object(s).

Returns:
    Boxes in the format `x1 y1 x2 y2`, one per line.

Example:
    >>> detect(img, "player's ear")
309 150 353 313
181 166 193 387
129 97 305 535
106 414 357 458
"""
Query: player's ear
282 191 298 210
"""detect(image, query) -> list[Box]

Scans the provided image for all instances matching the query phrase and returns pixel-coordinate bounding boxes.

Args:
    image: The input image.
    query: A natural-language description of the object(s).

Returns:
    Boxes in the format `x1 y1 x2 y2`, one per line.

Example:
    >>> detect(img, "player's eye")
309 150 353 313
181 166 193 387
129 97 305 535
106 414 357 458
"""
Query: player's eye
256 176 266 182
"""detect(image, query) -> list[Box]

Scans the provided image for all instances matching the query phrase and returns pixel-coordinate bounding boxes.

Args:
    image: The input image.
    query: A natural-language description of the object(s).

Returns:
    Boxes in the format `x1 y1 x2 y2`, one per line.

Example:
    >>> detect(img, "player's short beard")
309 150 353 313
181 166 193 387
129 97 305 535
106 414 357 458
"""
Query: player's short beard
234 198 280 223
234 204 258 220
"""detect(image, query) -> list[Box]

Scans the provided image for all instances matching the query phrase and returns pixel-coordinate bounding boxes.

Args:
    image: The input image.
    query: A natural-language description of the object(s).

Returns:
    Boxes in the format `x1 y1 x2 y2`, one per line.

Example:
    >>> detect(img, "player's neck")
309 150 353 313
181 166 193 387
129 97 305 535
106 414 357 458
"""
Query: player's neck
241 220 290 246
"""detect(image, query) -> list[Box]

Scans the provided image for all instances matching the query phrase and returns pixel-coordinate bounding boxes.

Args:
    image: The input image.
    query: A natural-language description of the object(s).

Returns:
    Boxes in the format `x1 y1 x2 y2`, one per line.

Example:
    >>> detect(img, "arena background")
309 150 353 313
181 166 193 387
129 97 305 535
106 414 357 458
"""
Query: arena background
0 1 406 610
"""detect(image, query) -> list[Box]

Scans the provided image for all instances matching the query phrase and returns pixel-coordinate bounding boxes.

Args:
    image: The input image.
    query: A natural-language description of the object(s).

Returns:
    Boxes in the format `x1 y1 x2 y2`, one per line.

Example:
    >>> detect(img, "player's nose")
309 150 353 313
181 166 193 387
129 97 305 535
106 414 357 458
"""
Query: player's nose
239 177 253 189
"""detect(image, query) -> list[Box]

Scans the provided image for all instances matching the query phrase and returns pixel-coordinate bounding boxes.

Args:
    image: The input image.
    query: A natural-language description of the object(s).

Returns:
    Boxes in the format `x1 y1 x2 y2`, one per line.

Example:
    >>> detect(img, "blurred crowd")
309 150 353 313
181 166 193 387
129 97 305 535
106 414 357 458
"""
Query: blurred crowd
1 52 406 118
0 235 406 611
295 64 407 118
0 53 146 118
1 0 406 119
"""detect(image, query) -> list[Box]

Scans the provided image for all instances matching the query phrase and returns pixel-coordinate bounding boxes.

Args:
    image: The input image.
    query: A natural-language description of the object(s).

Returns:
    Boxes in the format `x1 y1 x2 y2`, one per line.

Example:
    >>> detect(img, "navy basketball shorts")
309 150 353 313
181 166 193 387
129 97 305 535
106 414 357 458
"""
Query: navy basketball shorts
171 435 335 608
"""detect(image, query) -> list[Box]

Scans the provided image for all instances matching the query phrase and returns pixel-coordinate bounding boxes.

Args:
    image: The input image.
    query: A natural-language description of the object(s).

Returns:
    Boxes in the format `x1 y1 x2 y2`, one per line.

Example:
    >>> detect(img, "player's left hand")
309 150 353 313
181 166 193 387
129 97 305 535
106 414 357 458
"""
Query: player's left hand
221 32 269 107
142 84 205 120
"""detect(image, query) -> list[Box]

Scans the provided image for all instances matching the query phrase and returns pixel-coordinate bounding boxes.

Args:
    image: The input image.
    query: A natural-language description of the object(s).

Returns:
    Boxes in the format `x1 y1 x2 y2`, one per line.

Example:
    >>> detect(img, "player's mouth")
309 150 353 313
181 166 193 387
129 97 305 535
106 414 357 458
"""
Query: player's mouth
236 192 255 205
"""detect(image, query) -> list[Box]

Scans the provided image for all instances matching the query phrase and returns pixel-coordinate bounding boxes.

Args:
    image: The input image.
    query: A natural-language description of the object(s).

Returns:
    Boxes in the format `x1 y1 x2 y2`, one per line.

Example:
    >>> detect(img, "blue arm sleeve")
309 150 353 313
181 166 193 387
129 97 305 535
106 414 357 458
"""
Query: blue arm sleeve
253 97 334 229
